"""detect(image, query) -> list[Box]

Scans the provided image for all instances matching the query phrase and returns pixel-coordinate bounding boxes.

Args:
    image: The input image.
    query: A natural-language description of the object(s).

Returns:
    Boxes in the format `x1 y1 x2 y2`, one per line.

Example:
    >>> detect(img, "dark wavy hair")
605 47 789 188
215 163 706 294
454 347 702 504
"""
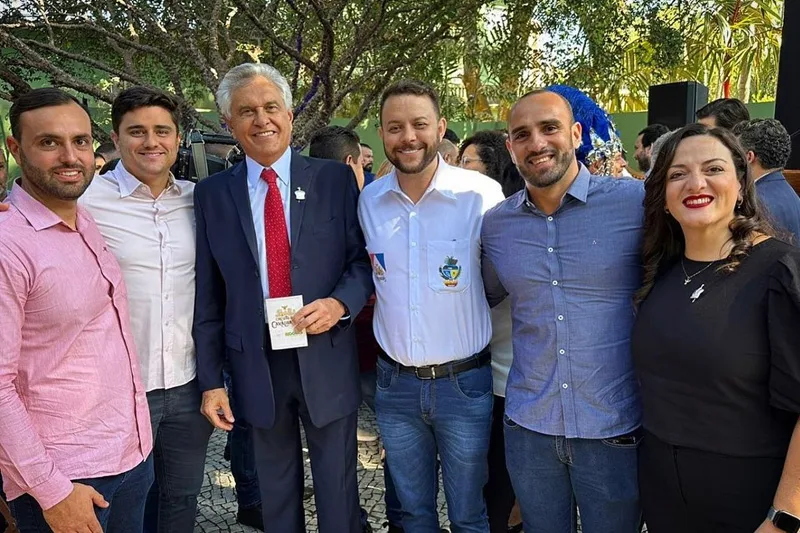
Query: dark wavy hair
635 123 774 305
458 130 511 183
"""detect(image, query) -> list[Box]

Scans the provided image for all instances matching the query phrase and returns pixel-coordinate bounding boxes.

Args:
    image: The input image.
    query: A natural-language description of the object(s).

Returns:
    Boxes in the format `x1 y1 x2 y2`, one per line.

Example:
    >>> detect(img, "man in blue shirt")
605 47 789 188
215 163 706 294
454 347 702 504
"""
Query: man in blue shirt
481 90 643 533
733 118 800 244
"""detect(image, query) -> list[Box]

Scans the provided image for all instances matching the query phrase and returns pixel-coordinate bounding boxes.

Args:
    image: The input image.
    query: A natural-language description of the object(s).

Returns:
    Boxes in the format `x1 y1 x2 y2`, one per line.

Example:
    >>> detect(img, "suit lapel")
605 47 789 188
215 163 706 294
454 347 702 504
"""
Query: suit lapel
227 162 259 266
290 152 313 259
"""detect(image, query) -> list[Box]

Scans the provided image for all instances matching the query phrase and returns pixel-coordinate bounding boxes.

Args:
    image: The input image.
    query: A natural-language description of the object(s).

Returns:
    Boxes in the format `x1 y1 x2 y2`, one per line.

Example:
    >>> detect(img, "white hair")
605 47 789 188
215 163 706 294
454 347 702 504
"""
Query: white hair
646 129 678 179
216 63 293 118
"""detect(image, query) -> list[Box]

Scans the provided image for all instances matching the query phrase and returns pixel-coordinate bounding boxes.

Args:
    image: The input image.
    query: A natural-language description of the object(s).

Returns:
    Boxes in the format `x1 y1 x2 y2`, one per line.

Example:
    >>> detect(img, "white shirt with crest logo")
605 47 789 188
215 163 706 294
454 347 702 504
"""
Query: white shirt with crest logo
357 157 505 366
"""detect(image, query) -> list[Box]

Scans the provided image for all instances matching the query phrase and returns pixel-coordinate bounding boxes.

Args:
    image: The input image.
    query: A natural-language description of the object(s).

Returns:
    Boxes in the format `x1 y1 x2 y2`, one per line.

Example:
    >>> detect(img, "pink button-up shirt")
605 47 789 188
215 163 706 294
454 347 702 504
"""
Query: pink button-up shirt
0 183 152 510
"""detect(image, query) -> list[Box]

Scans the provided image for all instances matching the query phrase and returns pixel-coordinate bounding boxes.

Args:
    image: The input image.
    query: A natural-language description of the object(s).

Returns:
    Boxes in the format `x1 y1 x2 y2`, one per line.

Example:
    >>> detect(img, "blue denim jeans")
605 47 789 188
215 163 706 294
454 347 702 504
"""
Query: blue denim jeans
360 368 403 526
224 370 261 509
504 418 641 533
144 379 214 533
375 356 493 533
10 456 154 533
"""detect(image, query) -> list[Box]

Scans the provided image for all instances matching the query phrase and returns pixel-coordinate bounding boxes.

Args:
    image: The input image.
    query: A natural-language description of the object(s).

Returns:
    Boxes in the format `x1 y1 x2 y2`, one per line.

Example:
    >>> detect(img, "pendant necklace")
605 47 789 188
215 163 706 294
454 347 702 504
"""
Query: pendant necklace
680 258 717 286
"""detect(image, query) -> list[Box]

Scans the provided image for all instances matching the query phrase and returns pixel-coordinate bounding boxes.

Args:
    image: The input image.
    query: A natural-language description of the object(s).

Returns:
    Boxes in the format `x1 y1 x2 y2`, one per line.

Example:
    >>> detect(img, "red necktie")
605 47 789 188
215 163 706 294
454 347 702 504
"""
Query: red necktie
260 168 292 297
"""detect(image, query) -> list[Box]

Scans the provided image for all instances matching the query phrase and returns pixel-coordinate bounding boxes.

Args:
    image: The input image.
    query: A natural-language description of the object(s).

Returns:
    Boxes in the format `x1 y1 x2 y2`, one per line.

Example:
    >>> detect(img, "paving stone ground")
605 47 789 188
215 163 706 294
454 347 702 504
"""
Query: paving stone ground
195 405 450 532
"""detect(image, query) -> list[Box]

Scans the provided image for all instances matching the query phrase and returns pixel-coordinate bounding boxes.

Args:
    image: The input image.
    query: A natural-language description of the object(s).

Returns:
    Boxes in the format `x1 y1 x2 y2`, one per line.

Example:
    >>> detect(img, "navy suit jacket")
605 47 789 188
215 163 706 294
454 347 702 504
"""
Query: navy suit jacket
193 151 373 429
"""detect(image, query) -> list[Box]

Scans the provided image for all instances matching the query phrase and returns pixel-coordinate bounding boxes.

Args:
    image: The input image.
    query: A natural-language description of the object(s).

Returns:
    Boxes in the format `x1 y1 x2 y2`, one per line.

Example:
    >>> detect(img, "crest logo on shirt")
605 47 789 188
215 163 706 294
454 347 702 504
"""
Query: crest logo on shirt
438 256 462 287
370 253 387 282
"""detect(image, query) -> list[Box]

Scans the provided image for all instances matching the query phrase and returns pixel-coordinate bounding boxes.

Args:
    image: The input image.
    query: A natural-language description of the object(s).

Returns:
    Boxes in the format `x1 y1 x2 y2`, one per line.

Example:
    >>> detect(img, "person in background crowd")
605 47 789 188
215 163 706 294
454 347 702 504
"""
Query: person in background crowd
482 89 644 533
458 131 511 180
546 85 629 178
633 123 800 533
634 124 670 174
437 139 459 165
359 79 504 533
458 129 523 533
361 142 374 173
696 98 750 130
193 62 373 533
733 118 800 244
309 125 371 190
375 159 394 179
96 141 120 163
646 130 677 180
79 86 214 533
94 151 107 173
444 127 460 145
0 87 153 533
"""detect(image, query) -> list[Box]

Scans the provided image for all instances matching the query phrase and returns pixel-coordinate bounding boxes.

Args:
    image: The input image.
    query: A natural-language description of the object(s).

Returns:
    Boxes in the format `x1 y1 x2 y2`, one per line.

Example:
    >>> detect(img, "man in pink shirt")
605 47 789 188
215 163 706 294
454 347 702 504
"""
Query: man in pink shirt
0 88 153 533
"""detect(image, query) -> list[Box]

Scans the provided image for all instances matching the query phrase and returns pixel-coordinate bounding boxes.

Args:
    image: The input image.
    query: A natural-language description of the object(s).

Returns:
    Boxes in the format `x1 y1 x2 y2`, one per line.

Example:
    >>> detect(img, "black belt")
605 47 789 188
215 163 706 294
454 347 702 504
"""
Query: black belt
378 348 491 380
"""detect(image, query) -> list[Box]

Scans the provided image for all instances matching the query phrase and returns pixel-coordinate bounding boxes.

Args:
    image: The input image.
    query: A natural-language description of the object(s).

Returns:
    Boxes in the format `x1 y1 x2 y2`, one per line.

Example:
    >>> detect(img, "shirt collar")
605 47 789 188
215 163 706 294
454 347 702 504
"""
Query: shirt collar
109 161 178 199
514 163 591 210
375 155 457 201
246 146 293 190
8 181 86 232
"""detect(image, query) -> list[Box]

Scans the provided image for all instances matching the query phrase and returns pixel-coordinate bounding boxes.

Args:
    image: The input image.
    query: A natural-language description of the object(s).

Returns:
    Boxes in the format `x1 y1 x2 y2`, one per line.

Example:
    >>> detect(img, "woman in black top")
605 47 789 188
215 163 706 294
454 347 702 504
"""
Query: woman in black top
633 123 800 533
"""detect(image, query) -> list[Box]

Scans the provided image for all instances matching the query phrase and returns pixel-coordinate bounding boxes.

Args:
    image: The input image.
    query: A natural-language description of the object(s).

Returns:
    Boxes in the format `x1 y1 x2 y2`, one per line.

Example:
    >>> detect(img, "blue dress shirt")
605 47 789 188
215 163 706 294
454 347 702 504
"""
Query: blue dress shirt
756 170 800 245
482 165 644 439
246 147 293 299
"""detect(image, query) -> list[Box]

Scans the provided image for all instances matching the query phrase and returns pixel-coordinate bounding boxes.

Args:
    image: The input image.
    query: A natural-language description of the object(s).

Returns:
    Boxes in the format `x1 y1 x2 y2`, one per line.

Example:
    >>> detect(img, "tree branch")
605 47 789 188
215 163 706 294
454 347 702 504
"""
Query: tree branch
22 38 145 86
233 0 319 73
0 29 114 104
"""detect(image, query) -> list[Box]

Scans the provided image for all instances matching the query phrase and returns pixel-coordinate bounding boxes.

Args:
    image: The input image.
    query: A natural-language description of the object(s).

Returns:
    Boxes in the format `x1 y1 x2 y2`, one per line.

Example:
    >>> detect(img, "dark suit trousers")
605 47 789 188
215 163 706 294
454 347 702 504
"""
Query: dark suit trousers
252 348 360 533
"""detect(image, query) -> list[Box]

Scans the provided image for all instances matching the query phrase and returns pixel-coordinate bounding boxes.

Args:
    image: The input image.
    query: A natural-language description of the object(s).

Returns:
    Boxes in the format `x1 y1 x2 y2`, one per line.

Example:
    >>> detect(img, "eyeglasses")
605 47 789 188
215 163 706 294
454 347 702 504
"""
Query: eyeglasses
459 157 483 167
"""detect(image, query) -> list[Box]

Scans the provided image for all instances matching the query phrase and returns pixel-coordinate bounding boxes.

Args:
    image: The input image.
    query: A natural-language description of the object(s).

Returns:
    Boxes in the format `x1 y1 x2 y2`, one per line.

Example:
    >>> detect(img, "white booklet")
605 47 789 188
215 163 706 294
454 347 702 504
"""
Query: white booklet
265 295 309 350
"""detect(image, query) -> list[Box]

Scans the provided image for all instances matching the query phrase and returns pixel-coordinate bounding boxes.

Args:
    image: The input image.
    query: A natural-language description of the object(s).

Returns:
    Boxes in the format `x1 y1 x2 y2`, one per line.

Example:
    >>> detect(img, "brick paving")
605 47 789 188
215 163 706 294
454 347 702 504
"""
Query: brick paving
195 405 450 532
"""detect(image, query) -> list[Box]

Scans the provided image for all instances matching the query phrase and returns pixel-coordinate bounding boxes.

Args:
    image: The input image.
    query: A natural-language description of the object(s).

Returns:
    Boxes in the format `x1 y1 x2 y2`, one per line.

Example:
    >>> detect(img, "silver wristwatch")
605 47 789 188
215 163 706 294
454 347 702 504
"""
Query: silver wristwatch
768 506 800 533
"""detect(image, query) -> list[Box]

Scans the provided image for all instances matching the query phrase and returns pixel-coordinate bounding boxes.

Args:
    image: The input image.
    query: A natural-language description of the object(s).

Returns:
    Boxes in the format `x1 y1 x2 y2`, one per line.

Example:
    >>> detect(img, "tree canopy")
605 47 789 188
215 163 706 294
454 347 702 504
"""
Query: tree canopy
0 0 784 141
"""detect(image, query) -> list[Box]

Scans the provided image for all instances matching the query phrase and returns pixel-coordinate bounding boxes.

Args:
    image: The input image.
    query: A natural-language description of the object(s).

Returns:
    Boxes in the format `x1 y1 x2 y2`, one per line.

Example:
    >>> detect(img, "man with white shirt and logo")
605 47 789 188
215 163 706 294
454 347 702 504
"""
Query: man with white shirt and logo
358 80 504 533
79 87 213 533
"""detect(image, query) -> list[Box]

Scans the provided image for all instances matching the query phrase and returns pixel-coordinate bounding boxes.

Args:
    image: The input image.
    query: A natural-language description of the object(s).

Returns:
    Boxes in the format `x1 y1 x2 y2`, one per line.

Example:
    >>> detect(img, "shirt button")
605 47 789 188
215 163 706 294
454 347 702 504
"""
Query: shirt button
414 337 421 343
164 294 169 300
562 383 569 389
547 216 554 221
411 242 417 247
559 349 565 355
557 315 564 321
548 247 554 253
410 212 417 217
552 280 558 286
410 272 418 279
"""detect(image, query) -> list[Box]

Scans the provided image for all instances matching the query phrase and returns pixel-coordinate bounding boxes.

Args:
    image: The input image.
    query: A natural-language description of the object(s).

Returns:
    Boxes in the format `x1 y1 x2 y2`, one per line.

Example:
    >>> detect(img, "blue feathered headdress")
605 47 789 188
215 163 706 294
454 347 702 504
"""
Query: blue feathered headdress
545 85 622 168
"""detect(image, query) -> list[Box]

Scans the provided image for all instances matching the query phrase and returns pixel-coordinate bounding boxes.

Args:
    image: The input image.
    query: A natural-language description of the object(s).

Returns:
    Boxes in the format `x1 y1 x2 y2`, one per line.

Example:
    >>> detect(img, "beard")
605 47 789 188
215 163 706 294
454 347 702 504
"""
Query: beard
364 162 373 173
385 141 439 175
18 149 93 201
516 148 574 189
636 153 651 173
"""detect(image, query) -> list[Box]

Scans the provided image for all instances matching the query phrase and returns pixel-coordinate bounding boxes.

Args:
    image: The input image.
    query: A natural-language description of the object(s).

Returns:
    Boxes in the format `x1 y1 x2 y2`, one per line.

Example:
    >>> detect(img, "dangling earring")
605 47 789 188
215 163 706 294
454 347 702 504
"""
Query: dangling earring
664 206 670 214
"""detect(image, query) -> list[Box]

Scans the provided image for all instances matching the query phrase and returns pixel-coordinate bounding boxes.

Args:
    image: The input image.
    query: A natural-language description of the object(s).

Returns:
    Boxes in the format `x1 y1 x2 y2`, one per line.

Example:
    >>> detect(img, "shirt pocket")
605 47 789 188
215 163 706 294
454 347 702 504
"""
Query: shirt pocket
427 239 471 293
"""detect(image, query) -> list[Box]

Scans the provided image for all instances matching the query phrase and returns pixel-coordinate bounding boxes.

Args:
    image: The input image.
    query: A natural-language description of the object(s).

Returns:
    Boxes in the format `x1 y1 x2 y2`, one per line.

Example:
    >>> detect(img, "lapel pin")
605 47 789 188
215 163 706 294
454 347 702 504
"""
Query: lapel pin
294 187 306 201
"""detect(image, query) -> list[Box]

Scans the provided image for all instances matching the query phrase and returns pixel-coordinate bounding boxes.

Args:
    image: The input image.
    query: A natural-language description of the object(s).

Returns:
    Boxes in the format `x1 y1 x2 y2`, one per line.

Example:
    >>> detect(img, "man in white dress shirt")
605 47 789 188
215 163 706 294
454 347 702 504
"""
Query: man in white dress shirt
358 80 504 533
79 87 213 533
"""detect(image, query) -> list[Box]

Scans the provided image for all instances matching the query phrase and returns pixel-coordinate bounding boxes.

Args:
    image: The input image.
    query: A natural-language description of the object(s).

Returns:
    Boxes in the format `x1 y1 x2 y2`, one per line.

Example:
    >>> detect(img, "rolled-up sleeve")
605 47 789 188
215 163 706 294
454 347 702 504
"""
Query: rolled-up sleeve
768 253 800 413
0 246 72 509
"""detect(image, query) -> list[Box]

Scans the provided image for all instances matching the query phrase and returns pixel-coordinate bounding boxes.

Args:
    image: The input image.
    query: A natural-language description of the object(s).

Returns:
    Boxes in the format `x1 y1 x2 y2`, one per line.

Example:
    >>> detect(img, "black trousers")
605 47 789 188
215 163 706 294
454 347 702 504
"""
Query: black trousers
639 429 784 533
252 349 360 533
484 395 517 533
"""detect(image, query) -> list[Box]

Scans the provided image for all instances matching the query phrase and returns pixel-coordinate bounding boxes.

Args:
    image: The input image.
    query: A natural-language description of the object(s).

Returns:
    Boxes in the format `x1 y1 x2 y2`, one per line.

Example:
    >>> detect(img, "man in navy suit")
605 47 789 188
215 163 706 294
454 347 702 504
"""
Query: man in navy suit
193 63 373 533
